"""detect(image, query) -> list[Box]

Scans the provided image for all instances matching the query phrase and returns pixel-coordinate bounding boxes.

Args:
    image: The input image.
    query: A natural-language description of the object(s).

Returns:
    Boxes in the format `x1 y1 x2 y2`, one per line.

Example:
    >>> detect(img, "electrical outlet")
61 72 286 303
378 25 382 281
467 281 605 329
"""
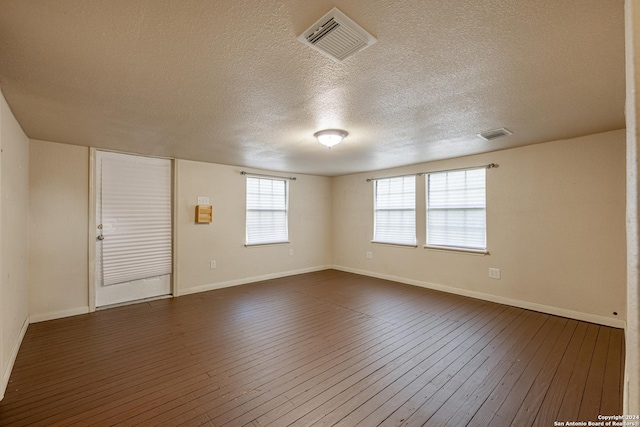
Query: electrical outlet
489 268 501 279
210 260 217 269
289 249 294 256
198 196 210 205
366 251 373 259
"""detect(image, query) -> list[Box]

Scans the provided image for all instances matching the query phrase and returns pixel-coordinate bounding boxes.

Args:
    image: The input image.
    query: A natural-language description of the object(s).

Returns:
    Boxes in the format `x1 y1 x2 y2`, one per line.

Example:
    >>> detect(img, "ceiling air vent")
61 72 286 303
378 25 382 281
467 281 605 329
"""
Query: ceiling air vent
478 128 513 141
297 8 377 62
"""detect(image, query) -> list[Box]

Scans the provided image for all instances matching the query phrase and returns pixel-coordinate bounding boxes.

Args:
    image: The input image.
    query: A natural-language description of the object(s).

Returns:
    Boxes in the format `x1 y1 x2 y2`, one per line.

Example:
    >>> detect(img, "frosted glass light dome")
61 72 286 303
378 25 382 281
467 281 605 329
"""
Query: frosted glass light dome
314 129 348 147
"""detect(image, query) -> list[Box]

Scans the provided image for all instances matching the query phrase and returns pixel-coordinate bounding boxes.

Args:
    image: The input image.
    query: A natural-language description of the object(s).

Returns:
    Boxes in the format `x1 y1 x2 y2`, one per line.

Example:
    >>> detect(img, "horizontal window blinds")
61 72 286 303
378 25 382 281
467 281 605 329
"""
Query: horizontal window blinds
427 168 486 250
246 177 288 245
101 155 172 286
374 176 416 245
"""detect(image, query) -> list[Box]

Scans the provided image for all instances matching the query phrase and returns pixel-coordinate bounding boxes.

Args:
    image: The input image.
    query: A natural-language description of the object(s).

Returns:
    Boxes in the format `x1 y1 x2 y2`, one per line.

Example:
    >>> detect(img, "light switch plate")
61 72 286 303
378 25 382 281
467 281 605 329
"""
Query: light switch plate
198 196 210 205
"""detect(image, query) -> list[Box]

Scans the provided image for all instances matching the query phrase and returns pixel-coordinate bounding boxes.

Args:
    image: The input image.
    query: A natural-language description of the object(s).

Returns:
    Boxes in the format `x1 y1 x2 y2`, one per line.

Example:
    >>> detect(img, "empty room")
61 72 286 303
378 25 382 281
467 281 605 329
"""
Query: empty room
0 1 638 426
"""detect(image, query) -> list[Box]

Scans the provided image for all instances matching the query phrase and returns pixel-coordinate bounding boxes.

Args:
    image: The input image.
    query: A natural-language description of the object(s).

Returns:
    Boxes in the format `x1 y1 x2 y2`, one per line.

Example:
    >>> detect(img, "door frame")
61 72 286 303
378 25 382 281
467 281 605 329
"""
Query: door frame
88 148 179 312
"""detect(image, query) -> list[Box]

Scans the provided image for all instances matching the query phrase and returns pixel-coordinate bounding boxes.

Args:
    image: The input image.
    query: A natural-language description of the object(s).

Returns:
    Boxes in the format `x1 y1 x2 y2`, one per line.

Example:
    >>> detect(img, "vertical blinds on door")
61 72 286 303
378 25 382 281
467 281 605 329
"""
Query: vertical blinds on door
101 155 172 286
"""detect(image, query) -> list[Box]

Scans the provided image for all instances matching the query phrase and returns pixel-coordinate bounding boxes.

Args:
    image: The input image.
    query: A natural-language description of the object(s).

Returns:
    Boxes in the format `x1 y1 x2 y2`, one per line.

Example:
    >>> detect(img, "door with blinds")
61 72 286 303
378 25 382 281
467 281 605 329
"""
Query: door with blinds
95 151 172 307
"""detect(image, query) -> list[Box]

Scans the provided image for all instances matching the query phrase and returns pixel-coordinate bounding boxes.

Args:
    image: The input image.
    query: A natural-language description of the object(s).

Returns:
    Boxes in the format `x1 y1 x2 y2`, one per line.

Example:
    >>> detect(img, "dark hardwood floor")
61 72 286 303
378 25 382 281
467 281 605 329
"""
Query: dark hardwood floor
0 270 624 426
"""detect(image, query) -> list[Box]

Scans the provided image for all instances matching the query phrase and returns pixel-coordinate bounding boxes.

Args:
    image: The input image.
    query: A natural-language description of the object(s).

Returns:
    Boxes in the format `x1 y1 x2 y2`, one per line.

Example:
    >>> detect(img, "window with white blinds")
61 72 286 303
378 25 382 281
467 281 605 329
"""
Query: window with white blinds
373 176 416 246
426 168 486 251
100 155 172 286
246 177 289 245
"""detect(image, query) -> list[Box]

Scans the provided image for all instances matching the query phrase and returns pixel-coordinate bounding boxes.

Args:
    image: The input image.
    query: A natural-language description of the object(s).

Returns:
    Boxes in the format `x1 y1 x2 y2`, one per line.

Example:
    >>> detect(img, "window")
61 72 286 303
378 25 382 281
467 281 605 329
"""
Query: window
426 168 486 251
373 176 416 246
246 177 289 245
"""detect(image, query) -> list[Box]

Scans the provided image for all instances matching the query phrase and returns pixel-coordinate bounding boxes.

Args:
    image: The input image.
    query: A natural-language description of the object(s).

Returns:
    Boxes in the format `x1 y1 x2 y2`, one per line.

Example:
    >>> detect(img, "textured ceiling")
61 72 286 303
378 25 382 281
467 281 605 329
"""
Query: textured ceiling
0 0 626 176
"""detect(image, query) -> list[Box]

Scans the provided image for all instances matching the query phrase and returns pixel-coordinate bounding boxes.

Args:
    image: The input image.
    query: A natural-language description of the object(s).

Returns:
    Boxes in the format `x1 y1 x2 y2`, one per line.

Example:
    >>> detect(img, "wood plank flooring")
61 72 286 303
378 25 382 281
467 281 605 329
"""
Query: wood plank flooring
0 270 625 426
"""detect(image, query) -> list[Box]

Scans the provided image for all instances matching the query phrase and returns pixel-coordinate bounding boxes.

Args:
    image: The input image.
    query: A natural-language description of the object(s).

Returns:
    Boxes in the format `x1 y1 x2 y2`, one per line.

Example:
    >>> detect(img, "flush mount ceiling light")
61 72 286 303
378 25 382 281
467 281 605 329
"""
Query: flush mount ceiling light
314 129 348 148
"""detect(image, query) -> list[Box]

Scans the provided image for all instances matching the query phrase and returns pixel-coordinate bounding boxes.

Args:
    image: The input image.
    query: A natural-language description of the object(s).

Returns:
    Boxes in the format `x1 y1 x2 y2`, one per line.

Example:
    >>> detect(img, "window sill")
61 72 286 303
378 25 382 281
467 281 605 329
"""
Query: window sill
245 241 290 247
424 245 489 255
371 241 418 248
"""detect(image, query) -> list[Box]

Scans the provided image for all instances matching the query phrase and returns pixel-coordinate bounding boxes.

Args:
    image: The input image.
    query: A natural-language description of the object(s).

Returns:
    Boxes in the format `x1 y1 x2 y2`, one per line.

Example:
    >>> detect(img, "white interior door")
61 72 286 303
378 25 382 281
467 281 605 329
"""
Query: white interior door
96 151 172 307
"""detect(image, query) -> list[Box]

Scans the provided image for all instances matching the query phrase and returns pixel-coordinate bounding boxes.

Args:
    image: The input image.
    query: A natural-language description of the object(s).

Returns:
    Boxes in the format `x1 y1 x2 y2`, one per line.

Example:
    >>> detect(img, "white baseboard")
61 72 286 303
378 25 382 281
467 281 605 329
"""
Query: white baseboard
29 306 90 323
179 265 331 296
332 265 626 329
1 316 29 401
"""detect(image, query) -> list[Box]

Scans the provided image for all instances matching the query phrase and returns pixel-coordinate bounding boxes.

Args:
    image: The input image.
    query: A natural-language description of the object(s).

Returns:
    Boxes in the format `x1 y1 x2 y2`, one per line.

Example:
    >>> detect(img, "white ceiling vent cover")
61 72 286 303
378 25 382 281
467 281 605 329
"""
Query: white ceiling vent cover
298 8 377 62
478 128 513 141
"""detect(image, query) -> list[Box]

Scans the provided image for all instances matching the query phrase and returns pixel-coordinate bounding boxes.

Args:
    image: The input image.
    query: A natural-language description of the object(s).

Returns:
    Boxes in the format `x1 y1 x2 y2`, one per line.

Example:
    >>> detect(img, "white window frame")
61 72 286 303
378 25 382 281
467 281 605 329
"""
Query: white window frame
426 168 487 253
245 176 289 246
372 175 417 247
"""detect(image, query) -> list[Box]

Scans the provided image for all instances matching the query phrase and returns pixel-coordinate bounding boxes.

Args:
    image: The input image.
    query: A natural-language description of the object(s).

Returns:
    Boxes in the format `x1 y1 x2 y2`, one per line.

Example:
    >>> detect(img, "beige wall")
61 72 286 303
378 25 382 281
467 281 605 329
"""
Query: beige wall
24 146 333 318
0 90 29 400
332 130 627 327
176 159 332 294
27 134 625 327
28 140 89 321
625 0 639 414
